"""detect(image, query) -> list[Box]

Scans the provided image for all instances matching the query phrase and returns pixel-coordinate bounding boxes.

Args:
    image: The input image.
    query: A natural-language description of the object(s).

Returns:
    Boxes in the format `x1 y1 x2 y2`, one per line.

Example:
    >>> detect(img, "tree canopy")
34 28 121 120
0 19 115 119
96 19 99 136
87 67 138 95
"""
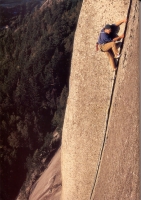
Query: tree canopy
0 0 83 199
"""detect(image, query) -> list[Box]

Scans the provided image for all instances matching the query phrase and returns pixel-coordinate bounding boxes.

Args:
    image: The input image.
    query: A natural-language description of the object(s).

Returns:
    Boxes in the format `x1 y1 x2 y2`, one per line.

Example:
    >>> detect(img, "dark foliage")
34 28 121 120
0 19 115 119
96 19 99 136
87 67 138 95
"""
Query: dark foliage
0 0 82 199
0 0 45 27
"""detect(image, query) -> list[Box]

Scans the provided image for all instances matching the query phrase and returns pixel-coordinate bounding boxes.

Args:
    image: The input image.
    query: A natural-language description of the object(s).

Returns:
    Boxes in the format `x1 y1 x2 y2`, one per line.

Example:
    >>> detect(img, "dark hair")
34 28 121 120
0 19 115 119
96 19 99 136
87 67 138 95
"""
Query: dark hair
104 24 111 29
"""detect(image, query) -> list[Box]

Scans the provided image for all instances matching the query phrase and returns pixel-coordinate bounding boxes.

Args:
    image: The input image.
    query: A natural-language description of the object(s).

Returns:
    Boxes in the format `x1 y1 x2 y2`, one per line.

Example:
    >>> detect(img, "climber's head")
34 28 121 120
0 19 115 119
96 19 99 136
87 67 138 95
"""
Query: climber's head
104 24 112 34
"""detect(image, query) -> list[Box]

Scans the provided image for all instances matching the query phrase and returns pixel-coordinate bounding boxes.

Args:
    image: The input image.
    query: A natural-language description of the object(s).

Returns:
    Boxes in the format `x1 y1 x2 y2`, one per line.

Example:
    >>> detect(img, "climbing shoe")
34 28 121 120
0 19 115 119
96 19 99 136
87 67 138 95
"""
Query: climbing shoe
115 53 121 59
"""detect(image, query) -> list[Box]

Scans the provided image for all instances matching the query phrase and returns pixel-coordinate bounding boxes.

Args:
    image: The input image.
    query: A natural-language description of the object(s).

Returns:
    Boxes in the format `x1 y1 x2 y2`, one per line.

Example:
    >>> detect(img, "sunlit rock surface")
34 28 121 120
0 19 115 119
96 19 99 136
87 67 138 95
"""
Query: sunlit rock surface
29 148 61 200
61 0 139 199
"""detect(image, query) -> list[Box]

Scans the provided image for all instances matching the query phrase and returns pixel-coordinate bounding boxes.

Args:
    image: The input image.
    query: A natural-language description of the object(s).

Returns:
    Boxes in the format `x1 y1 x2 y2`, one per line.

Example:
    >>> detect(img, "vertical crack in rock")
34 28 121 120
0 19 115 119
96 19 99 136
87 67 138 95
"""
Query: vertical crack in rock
90 1 132 199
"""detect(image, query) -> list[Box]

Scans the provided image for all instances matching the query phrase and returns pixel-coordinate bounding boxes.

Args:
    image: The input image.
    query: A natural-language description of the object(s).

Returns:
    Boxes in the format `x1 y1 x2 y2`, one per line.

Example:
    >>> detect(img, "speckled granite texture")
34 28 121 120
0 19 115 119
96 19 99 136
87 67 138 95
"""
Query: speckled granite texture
61 0 139 199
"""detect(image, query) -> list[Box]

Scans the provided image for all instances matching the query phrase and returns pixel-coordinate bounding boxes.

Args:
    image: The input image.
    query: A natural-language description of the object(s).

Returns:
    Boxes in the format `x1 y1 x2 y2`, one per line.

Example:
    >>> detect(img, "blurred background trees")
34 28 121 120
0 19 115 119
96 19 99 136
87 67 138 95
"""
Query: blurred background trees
0 0 83 199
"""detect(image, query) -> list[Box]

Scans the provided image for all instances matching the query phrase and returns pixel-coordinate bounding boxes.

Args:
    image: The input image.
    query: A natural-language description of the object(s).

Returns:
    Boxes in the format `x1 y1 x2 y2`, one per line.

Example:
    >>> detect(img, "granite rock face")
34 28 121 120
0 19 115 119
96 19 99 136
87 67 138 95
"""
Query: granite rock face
91 1 139 199
29 149 61 200
61 0 139 200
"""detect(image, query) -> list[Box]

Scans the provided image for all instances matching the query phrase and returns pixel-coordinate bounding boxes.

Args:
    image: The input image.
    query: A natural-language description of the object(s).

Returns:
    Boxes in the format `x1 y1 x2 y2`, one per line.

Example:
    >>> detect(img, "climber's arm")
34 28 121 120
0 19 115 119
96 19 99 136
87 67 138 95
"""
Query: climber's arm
112 33 124 42
115 18 127 26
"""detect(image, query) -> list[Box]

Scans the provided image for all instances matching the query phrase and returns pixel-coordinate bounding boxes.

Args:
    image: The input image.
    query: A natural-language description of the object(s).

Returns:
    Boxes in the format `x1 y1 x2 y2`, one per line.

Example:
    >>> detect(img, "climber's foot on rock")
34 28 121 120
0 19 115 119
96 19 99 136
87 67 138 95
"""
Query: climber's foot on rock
113 67 117 71
115 53 121 59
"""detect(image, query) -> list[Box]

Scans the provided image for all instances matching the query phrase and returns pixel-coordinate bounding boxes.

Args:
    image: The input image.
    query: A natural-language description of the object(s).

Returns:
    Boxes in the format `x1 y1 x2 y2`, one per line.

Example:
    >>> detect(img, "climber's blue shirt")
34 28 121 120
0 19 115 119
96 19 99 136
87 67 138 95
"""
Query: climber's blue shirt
98 24 116 44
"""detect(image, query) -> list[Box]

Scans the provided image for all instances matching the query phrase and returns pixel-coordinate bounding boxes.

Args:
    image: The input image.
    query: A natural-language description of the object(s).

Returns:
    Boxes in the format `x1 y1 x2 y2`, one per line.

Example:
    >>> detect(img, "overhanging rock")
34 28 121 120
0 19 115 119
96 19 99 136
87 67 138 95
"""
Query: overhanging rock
61 0 139 199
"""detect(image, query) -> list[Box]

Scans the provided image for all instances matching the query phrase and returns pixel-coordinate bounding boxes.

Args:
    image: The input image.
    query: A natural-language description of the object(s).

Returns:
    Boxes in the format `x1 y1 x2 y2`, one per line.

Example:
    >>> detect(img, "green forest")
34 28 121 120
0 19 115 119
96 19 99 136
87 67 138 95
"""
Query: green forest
0 0 82 199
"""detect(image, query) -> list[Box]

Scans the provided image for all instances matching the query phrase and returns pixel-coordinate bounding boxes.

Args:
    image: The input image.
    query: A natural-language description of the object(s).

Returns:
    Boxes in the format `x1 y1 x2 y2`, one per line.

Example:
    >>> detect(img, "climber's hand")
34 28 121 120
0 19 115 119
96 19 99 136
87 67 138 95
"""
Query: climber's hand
119 34 124 39
96 43 99 51
123 18 127 23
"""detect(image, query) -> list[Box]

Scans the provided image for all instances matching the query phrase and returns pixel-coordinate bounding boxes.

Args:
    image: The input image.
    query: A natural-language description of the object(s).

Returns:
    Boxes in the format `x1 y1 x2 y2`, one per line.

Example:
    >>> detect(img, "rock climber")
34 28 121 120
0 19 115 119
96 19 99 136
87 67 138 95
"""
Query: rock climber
96 18 127 61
